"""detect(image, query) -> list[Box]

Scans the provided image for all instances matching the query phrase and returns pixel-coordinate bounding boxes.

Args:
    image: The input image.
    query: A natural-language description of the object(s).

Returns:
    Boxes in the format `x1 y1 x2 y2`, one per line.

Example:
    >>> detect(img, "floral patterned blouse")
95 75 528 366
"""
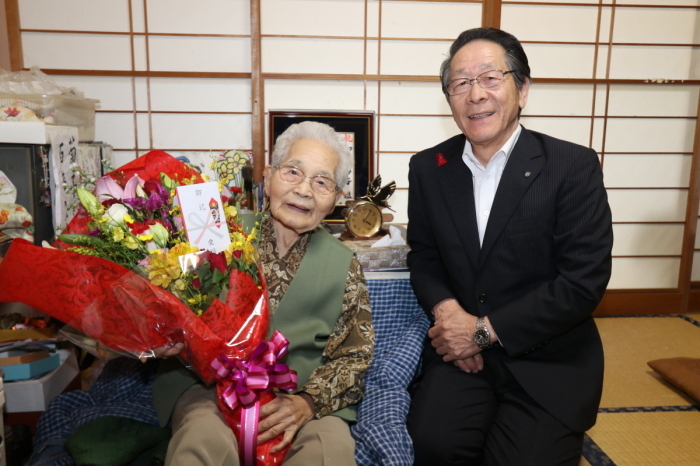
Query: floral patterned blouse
258 216 374 419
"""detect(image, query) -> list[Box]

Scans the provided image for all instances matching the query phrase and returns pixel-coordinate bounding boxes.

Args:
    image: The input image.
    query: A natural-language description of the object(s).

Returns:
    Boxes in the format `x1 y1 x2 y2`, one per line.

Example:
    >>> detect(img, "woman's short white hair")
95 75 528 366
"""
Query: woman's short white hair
271 121 352 191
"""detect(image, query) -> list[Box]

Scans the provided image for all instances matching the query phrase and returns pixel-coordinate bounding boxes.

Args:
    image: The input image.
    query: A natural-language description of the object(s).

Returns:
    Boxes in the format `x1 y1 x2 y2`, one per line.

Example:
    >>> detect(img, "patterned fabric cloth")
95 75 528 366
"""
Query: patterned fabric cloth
352 278 430 466
30 358 161 466
30 279 423 466
258 215 374 418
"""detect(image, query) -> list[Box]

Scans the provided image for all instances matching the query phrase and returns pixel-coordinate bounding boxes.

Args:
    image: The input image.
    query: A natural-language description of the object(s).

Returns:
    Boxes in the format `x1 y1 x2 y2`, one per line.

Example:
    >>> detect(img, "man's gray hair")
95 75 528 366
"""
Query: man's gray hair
440 27 531 98
271 121 352 191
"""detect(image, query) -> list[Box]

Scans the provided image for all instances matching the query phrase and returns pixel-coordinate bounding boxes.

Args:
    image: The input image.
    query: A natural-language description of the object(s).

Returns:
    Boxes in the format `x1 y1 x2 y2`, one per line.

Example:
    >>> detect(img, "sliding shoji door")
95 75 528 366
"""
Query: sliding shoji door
7 0 700 312
15 0 253 168
261 0 483 223
502 0 700 313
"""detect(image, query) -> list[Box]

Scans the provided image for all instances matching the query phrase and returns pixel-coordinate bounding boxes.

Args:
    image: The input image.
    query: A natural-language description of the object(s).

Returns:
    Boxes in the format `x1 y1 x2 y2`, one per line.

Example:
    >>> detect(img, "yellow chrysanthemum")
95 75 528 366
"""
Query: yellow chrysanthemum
123 214 134 224
112 228 125 242
242 240 257 263
138 234 154 242
172 278 187 291
224 205 237 219
148 251 183 288
123 236 140 250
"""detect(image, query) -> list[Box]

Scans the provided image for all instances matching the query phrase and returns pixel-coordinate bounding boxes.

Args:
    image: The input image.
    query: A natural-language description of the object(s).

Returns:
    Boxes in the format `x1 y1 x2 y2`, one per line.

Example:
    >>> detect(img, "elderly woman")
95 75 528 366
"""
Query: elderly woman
154 121 374 466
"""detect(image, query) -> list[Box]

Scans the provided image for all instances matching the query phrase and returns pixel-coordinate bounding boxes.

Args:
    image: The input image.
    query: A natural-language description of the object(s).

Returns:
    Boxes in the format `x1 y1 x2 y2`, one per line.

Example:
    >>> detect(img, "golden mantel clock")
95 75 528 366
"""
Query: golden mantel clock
342 176 396 239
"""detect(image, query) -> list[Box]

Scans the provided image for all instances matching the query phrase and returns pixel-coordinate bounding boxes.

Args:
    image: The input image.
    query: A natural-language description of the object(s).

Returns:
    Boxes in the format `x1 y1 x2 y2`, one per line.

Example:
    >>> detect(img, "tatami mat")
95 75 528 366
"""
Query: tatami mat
581 315 700 465
595 316 700 408
586 411 700 465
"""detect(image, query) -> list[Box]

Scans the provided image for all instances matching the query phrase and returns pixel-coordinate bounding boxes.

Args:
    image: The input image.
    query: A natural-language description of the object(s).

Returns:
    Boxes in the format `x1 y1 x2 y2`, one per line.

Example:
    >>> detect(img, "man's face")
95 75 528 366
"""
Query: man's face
447 40 530 160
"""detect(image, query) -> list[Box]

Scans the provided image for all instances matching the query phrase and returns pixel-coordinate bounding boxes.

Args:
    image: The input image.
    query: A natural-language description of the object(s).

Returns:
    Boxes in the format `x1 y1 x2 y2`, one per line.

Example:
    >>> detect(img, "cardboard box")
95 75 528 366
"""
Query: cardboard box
1 353 59 381
0 350 50 366
0 327 56 343
3 349 79 413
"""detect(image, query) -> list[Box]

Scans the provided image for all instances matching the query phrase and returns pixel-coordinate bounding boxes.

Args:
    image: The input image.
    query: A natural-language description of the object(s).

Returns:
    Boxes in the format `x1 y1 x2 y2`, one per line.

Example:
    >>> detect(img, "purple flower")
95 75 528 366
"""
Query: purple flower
123 197 148 211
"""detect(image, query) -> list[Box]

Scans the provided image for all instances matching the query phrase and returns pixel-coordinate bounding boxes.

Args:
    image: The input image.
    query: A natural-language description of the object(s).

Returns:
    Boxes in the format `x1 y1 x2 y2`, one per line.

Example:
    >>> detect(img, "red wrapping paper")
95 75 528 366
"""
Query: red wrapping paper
0 238 266 383
0 151 291 464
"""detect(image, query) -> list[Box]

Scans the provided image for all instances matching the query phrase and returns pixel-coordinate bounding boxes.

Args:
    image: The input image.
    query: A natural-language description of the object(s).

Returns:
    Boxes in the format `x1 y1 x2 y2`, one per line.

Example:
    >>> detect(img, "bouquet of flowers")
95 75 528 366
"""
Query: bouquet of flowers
0 151 293 465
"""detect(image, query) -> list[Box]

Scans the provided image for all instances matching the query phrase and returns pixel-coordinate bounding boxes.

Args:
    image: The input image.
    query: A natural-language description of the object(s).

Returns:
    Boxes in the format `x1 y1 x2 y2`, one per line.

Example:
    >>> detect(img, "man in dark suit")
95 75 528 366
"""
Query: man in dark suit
406 28 613 466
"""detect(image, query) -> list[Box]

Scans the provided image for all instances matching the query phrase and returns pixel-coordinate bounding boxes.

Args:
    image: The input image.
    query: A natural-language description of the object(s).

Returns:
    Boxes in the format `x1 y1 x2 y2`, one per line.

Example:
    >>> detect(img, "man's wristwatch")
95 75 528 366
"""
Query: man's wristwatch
473 317 491 349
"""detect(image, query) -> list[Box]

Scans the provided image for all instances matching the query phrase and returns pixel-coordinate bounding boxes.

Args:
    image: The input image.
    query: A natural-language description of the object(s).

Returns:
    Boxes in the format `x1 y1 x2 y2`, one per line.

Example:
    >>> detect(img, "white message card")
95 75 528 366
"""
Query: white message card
176 181 231 253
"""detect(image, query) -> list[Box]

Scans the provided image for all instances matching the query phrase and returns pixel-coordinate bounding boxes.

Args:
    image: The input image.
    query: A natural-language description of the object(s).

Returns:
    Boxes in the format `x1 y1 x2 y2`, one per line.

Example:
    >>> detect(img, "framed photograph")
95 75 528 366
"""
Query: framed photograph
269 110 375 222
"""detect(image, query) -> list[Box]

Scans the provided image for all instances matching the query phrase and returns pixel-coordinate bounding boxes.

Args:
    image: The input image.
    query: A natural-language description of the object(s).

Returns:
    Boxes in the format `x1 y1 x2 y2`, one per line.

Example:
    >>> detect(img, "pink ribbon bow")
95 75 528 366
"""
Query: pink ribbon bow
211 331 298 466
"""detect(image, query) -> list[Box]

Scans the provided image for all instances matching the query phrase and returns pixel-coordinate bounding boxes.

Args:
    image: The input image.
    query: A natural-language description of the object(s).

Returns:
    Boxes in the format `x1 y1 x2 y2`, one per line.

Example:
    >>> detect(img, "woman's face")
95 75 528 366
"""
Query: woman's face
264 138 343 236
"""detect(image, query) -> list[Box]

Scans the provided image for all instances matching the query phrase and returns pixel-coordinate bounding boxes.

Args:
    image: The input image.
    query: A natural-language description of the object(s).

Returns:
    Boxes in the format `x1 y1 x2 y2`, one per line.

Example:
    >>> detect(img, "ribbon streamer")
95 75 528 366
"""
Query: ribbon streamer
212 331 298 466
188 211 225 244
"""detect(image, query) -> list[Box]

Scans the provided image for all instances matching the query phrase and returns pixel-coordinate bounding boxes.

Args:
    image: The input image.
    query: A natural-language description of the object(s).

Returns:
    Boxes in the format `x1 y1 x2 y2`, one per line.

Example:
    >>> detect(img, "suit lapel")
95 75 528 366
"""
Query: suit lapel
436 135 481 269
479 128 544 268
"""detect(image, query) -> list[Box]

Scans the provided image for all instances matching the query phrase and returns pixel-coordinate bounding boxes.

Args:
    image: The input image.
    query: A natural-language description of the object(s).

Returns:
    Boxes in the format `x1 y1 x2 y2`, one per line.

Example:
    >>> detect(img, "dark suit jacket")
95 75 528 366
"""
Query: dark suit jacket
407 126 613 432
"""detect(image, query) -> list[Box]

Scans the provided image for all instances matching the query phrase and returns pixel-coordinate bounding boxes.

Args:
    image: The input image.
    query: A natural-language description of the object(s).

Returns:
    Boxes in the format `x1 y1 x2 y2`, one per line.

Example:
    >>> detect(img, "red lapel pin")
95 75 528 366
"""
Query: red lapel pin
436 152 448 167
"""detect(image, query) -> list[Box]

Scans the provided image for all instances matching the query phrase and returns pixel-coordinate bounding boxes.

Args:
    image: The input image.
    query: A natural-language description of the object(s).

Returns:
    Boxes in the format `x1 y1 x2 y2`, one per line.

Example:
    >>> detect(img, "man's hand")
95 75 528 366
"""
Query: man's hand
257 392 315 452
429 299 484 372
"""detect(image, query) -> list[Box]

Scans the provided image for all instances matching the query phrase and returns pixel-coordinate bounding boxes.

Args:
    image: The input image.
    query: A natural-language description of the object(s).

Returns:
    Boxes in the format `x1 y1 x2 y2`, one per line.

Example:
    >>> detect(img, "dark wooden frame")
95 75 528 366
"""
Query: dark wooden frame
268 110 375 222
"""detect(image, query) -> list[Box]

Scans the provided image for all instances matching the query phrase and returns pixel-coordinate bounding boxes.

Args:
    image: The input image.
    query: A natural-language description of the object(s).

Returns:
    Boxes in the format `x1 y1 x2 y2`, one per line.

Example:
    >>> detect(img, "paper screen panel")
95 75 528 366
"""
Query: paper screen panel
381 1 481 39
262 0 364 37
380 82 451 116
147 0 249 35
696 218 700 249
379 41 453 76
378 153 412 189
603 154 691 188
522 43 596 79
148 78 251 112
150 113 252 150
607 189 688 223
525 84 595 117
590 118 605 154
265 80 370 111
50 75 134 111
18 0 130 32
501 4 599 42
693 252 700 282
604 118 696 154
505 0 601 4
21 32 132 70
94 113 135 150
136 113 151 150
609 46 700 81
262 38 365 74
616 0 700 5
131 78 149 112
388 189 408 225
607 85 700 117
613 5 700 44
379 116 460 153
519 116 591 148
612 224 684 256
148 36 251 73
609 257 680 289
131 35 148 72
130 0 145 33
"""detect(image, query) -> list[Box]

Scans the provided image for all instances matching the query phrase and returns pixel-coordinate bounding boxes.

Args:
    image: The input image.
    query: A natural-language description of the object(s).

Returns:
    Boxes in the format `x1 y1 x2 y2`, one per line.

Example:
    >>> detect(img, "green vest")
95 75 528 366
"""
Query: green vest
271 225 356 422
153 224 355 425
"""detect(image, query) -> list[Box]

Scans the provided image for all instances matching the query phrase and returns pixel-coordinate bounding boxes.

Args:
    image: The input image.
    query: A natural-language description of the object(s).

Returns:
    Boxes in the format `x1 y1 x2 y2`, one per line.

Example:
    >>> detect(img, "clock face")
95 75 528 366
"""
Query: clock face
346 202 382 237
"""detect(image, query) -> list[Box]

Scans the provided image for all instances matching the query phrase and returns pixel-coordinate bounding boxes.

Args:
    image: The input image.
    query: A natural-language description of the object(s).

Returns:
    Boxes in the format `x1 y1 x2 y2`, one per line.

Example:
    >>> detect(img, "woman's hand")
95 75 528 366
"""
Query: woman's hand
139 342 185 362
257 392 315 452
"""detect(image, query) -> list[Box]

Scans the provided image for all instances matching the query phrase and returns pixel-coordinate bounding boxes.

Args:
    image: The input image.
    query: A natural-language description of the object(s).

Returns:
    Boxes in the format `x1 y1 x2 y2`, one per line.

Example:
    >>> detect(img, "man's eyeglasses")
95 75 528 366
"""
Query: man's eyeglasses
445 70 516 96
273 164 339 195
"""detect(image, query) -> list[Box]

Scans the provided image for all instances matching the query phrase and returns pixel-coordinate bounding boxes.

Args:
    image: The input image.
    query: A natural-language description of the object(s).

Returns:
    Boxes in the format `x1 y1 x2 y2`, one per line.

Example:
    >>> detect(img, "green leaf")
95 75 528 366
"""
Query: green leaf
57 234 106 248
